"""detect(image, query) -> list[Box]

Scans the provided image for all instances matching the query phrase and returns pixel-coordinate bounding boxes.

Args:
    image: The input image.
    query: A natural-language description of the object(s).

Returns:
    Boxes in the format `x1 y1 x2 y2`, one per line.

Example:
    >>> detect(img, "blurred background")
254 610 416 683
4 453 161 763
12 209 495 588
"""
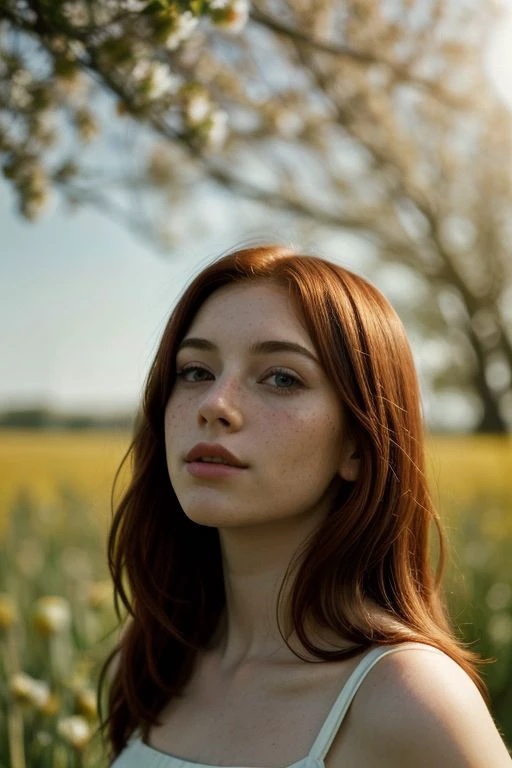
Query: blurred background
1 0 511 764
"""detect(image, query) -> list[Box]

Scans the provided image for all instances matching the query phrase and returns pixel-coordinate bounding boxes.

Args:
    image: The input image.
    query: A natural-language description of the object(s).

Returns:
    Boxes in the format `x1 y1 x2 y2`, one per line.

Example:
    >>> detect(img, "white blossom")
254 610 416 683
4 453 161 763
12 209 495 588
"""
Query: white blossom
132 60 180 101
68 40 87 59
185 93 211 126
61 1 90 27
274 108 304 138
147 62 180 100
12 69 32 87
10 86 31 109
215 0 249 33
164 11 199 50
119 0 148 9
10 69 33 109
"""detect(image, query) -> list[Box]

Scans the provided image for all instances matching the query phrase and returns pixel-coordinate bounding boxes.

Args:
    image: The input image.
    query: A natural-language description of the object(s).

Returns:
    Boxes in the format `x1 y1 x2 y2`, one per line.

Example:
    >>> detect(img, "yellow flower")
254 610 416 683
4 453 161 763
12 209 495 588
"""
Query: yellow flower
0 593 18 630
86 580 112 610
10 672 51 708
76 687 98 720
57 715 92 751
33 596 71 636
39 692 61 716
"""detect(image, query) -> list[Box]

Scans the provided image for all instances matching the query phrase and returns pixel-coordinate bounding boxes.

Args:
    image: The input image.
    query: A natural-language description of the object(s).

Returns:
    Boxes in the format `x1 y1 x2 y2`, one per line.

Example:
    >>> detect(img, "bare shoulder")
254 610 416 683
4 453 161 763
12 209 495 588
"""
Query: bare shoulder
344 645 512 768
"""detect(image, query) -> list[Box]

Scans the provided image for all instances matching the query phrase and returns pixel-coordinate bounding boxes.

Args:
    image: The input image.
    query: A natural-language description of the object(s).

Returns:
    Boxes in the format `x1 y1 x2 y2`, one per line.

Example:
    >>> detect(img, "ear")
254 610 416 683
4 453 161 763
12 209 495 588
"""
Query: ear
339 438 360 482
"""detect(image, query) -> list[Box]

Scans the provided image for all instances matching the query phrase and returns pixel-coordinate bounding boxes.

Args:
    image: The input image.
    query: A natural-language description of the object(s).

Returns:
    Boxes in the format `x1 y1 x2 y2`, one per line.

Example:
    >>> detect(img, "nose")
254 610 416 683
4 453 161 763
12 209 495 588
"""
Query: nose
197 374 244 430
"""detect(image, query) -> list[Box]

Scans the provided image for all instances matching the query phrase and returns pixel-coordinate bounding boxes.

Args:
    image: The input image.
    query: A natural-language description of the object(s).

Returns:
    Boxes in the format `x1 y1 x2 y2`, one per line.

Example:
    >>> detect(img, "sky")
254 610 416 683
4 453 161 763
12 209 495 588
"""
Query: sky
0 181 375 415
0 182 242 415
1 5 511 425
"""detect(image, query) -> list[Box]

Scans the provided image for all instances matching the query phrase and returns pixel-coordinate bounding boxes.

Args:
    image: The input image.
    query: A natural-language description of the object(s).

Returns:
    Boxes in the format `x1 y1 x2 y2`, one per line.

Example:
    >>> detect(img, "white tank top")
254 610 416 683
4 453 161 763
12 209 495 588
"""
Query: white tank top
110 642 444 768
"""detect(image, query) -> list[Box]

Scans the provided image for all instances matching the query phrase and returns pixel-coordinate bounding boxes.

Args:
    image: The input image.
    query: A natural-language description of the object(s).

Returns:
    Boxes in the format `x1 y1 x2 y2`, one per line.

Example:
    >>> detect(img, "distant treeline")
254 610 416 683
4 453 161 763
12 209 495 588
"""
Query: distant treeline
0 407 135 430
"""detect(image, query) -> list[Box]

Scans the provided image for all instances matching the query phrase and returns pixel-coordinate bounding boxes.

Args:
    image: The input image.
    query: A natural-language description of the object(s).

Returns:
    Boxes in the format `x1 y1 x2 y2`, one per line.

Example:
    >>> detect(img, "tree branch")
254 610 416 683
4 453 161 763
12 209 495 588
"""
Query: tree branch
249 5 476 111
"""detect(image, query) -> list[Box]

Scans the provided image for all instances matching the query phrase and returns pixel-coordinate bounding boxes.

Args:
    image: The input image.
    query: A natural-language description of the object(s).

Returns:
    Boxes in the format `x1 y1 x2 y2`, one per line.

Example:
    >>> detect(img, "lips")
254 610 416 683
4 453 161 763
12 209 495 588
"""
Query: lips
185 442 247 468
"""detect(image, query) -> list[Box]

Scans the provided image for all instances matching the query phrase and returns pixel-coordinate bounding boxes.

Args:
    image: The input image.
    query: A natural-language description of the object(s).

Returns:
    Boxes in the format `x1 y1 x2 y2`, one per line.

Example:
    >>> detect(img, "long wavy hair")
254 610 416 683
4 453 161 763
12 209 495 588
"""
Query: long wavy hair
97 244 491 762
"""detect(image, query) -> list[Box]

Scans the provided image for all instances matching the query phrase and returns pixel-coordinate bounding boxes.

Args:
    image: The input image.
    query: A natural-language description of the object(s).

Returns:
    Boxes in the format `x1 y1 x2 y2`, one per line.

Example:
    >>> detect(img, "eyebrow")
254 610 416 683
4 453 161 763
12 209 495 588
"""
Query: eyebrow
176 337 320 366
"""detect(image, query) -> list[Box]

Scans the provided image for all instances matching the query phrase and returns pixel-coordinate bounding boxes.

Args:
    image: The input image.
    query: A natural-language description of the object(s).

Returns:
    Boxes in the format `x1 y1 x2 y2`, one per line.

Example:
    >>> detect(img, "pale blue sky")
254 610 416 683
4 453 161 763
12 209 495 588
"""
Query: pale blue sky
0 180 376 415
1 7 510 426
0 181 245 414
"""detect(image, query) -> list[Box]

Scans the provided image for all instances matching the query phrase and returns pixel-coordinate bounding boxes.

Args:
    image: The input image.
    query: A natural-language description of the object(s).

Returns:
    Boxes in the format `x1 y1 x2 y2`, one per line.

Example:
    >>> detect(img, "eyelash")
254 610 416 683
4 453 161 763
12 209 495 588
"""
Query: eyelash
175 365 303 394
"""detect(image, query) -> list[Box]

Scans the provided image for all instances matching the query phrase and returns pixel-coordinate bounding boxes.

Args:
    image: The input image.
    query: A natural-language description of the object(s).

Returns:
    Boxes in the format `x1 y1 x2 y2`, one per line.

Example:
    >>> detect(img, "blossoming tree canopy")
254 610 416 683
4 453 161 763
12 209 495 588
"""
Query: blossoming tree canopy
0 0 249 219
1 0 511 431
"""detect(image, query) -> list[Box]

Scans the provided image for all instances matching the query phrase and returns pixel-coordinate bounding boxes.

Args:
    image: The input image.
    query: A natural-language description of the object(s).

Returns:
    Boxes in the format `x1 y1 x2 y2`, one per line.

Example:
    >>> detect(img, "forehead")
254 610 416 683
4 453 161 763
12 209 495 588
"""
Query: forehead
186 280 308 337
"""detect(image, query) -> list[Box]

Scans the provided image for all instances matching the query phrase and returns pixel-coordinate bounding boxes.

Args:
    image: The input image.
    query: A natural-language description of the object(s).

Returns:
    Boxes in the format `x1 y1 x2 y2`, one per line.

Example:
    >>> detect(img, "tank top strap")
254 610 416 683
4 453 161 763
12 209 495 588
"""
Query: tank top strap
308 641 445 763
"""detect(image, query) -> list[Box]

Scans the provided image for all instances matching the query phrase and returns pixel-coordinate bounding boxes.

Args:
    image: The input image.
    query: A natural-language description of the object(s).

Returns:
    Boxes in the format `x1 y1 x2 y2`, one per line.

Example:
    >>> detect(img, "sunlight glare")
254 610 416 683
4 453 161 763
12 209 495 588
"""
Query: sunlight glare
486 0 512 109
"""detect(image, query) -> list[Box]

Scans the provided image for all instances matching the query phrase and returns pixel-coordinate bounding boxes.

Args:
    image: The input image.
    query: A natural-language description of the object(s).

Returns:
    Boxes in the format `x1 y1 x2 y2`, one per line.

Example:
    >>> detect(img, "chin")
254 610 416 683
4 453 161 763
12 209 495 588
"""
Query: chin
184 514 246 530
176 495 237 527
178 501 261 529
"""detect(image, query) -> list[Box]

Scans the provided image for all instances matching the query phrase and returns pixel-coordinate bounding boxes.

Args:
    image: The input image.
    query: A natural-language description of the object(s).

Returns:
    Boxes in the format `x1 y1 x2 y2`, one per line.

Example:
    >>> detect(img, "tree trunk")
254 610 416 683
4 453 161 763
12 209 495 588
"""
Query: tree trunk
474 389 507 433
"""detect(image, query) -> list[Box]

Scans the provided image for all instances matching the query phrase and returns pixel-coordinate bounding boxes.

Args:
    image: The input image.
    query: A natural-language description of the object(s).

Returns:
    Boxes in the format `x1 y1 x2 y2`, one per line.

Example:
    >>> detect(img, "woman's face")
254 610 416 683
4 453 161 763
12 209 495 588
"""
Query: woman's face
164 280 357 530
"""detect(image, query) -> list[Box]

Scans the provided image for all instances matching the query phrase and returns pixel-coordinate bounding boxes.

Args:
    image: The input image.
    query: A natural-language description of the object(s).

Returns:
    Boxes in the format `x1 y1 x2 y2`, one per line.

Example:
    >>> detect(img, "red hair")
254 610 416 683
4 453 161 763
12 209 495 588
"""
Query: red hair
98 245 491 761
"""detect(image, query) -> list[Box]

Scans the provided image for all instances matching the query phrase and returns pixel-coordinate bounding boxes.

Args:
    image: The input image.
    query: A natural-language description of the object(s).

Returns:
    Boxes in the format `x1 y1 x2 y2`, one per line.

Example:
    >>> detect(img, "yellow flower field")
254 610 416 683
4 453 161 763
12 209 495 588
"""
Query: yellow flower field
0 430 510 530
425 435 512 542
0 430 131 536
425 434 512 502
0 429 511 762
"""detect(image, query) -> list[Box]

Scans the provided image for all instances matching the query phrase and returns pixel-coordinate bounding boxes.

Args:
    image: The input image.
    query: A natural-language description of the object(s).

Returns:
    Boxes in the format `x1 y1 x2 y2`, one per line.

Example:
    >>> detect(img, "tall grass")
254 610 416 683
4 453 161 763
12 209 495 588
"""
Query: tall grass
0 487 116 767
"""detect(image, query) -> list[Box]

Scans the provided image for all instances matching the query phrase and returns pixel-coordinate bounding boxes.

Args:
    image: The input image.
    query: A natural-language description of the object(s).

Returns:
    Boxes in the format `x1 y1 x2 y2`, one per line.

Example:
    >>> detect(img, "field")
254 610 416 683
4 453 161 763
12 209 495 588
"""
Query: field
0 430 131 537
0 430 511 766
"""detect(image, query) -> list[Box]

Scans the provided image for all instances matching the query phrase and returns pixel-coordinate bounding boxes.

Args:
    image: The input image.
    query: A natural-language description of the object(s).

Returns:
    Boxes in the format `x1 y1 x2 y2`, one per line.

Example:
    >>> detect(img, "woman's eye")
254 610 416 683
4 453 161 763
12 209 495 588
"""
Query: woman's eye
175 365 302 393
264 369 302 392
175 365 212 382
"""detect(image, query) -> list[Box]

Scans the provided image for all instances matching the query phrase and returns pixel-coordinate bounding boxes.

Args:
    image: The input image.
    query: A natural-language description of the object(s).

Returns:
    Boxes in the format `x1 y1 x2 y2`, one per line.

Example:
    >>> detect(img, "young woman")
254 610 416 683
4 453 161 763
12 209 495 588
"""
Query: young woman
98 245 511 767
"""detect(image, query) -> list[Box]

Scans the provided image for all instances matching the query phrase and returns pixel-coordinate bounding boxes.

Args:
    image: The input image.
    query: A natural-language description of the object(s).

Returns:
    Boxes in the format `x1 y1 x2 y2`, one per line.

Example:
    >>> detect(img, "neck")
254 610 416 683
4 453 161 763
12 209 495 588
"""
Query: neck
210 513 327 673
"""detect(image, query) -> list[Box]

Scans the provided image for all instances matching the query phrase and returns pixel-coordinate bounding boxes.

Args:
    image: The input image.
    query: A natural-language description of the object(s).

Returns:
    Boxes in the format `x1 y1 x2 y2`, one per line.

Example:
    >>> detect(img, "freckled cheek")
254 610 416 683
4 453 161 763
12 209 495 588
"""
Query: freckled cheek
264 410 335 459
164 400 190 443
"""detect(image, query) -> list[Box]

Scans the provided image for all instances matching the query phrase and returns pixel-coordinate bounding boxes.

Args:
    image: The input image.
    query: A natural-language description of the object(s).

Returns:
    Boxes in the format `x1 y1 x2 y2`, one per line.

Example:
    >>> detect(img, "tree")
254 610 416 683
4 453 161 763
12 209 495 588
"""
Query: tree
1 0 511 431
